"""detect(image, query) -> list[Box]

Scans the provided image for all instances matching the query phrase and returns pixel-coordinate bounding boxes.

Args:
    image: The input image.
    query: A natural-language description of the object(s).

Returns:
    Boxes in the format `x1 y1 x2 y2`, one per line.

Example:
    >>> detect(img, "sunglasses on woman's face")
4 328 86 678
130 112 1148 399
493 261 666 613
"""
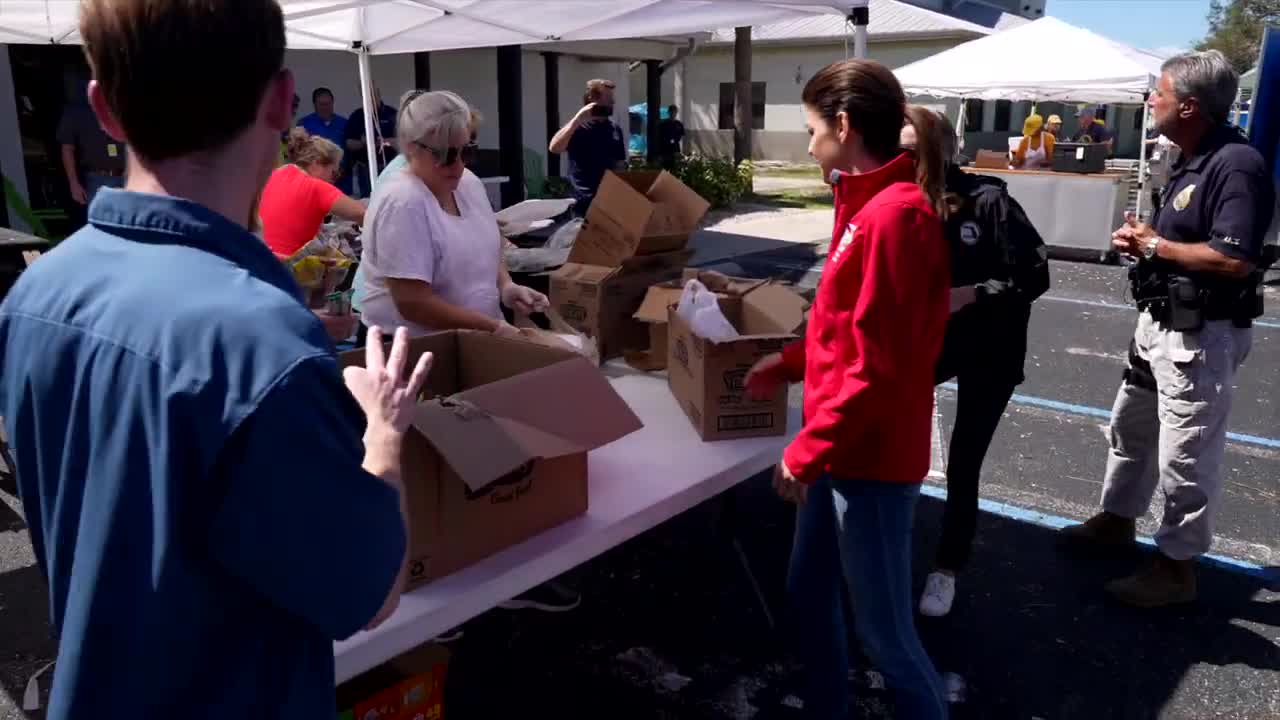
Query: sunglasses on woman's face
416 141 478 167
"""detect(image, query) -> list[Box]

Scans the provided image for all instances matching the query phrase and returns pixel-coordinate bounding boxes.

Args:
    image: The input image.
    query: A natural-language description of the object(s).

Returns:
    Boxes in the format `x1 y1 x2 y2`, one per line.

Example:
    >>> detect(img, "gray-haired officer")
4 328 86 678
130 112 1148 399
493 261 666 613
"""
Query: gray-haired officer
1062 50 1276 607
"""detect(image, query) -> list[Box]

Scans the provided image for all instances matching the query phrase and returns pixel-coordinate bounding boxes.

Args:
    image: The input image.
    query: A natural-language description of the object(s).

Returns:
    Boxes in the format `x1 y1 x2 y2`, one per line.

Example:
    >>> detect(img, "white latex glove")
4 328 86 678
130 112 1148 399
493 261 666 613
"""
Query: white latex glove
492 320 524 339
501 283 550 314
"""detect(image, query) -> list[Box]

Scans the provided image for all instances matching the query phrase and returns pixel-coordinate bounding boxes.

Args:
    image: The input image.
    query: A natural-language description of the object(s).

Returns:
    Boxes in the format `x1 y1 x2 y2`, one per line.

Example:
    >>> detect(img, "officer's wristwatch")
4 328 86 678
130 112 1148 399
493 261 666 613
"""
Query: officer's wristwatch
1141 236 1161 260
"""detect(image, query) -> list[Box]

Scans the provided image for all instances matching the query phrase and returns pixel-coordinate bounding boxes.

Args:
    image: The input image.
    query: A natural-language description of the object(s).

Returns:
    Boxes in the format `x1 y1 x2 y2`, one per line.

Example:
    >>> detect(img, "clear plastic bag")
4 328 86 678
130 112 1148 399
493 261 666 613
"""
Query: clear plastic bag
676 278 739 343
504 217 582 273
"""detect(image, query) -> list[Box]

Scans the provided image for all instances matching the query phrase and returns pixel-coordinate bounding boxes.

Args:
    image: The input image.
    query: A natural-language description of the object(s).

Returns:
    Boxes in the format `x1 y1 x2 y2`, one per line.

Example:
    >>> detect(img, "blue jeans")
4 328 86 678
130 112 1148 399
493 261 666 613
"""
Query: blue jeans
788 475 947 720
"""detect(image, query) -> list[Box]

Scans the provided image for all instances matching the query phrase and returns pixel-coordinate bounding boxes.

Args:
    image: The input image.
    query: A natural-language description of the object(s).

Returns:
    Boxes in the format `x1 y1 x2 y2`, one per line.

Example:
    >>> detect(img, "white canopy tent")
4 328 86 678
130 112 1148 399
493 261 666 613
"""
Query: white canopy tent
893 16 1166 103
893 16 1168 215
0 0 854 191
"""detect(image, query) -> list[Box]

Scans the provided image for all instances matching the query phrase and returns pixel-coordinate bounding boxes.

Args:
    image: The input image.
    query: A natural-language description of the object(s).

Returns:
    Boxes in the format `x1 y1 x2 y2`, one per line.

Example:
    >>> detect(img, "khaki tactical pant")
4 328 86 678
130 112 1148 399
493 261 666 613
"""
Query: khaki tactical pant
1101 313 1252 560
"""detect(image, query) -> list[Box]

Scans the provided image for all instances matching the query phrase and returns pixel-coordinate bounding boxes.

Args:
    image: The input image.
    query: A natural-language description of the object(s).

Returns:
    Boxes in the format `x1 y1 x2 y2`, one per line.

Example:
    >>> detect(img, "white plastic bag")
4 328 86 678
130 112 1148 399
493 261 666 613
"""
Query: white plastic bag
676 279 739 343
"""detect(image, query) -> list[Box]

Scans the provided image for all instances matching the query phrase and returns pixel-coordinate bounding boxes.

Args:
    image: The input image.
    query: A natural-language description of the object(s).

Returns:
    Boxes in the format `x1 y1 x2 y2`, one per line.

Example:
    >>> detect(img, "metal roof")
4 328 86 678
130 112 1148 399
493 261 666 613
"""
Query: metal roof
707 0 1028 44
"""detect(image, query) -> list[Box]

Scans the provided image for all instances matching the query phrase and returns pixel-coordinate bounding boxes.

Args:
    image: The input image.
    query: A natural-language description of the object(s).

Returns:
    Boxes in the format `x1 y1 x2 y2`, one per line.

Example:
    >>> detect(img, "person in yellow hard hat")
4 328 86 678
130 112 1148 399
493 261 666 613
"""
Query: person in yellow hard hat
1012 112 1055 169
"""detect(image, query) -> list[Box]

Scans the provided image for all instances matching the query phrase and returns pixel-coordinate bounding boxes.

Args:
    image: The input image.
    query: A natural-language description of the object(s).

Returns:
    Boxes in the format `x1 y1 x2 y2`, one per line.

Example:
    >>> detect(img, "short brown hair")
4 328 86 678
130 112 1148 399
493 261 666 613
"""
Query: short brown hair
284 128 341 169
802 59 905 161
904 106 959 220
584 79 616 104
80 0 287 162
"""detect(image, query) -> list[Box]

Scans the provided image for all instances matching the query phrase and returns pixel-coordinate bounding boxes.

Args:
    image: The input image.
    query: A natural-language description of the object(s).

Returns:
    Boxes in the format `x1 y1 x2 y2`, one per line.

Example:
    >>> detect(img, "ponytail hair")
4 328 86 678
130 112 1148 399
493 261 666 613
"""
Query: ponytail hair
904 105 961 220
285 128 341 169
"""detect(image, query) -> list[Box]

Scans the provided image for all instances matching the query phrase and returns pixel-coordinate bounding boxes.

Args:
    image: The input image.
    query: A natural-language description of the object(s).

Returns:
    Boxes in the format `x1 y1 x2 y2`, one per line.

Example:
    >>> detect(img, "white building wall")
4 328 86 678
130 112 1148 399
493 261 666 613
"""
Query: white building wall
656 38 963 161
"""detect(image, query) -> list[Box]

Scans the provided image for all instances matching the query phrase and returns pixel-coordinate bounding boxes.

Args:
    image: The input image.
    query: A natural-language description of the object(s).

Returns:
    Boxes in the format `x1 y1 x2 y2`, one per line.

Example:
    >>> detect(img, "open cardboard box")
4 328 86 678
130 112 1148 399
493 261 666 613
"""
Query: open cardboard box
566 170 711 268
629 270 770 371
549 249 691 363
338 331 642 587
666 281 807 441
550 169 710 362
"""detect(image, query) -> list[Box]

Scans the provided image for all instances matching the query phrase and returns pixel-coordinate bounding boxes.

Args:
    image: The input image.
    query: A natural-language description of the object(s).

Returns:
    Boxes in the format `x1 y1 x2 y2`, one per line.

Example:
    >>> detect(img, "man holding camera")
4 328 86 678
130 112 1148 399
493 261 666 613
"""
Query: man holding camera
549 78 627 216
1062 50 1275 608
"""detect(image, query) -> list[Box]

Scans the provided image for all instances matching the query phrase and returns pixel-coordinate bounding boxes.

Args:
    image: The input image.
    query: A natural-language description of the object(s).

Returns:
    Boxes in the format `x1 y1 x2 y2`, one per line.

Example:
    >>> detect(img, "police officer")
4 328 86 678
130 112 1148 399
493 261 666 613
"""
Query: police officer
548 79 627 216
902 106 1051 617
1062 50 1276 607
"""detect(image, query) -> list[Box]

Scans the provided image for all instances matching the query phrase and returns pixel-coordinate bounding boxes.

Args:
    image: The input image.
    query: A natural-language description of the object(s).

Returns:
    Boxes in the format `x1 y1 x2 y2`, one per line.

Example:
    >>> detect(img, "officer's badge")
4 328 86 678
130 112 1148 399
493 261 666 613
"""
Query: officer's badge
1173 184 1195 211
959 221 982 246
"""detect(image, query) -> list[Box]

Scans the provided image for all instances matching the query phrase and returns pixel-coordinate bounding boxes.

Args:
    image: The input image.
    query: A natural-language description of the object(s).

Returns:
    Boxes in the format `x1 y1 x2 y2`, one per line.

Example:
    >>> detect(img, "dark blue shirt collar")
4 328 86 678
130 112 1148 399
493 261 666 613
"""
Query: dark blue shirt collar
1175 124 1247 173
88 188 301 299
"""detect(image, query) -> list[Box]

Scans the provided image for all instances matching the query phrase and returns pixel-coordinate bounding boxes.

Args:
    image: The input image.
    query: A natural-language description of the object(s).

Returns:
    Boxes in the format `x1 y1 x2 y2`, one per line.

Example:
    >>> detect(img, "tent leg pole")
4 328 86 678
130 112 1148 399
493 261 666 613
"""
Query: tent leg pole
1136 92 1151 220
357 47 379 197
850 3 869 59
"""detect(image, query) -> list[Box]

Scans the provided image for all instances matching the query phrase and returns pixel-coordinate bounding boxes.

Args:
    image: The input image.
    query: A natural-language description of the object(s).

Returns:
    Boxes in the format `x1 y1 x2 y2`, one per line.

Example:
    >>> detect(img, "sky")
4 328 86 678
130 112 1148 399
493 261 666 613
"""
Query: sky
1046 0 1212 52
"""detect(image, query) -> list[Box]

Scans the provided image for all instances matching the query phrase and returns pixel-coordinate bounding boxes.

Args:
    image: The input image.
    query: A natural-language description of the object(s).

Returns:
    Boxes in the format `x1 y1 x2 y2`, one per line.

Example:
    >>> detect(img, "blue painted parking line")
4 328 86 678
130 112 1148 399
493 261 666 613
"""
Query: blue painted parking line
1041 294 1280 329
938 382 1280 450
919 483 1280 588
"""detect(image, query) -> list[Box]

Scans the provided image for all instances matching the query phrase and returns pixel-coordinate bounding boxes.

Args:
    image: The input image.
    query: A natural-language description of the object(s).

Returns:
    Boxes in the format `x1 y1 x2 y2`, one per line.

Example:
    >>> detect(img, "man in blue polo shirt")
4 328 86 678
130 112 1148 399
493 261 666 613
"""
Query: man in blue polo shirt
549 78 627 216
0 1 429 717
300 86 352 193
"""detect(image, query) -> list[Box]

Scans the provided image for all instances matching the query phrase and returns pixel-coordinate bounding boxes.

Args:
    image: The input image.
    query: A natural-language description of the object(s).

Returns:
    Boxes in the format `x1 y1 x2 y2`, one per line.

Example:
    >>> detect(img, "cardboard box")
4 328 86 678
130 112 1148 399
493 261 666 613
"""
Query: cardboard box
666 282 807 441
973 149 1010 170
549 249 691 362
337 643 450 720
338 331 642 587
629 270 769 371
566 170 710 268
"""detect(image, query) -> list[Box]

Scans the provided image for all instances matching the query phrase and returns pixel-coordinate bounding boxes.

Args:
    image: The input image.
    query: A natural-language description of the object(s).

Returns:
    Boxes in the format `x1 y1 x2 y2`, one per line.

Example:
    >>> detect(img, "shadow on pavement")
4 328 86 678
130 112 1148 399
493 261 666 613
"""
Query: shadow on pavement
0 563 53 718
688 231 823 275
438 472 1280 720
913 500 1280 720
0 500 24 535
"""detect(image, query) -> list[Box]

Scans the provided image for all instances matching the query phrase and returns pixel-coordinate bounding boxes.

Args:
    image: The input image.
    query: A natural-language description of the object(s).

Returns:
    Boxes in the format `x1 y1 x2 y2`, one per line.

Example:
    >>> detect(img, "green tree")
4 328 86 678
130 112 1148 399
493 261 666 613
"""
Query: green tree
1197 0 1280 73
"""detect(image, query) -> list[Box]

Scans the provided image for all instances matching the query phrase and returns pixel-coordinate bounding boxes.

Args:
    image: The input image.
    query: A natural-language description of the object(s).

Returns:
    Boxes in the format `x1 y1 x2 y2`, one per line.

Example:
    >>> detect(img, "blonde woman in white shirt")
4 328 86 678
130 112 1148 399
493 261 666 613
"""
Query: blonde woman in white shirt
359 90 581 615
360 90 546 338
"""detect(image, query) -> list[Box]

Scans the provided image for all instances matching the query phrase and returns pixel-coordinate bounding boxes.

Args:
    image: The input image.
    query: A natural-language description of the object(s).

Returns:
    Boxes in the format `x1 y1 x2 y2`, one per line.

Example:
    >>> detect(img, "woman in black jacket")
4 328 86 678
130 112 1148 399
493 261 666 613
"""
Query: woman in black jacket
903 106 1051 617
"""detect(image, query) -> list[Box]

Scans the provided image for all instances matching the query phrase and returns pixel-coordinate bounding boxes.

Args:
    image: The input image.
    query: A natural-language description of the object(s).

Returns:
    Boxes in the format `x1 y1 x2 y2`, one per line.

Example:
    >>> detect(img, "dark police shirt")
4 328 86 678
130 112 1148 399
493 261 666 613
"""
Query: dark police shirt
936 166 1050 385
658 118 685 158
345 102 400 169
1152 125 1275 313
567 119 626 214
0 190 406 719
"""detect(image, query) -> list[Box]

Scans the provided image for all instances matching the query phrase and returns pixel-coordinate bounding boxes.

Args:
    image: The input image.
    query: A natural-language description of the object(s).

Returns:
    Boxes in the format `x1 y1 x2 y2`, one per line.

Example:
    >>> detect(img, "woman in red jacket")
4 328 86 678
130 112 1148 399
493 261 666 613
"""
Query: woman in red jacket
746 59 951 719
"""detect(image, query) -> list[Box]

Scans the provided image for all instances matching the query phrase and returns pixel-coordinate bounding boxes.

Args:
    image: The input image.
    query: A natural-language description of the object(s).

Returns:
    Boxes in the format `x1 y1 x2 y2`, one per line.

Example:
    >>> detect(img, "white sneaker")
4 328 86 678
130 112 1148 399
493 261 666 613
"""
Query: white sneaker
919 571 956 617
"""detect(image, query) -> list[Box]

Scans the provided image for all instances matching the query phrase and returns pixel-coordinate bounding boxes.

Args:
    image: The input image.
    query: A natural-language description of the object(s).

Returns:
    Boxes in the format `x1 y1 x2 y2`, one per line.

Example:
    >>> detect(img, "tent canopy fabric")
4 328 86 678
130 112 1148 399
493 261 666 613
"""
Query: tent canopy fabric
0 1 850 52
893 16 1168 104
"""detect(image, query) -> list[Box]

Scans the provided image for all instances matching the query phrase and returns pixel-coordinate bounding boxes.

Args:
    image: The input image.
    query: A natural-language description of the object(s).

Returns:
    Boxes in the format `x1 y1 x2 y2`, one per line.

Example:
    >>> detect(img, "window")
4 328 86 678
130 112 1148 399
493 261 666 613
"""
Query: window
993 100 1012 132
1095 105 1108 121
1132 107 1145 130
963 99 984 133
718 82 766 130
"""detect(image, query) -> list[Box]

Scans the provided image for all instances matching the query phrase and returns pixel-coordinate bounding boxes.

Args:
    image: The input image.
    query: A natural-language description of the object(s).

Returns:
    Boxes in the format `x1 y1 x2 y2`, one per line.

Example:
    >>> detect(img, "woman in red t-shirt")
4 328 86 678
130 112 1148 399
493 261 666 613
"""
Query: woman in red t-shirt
260 128 365 257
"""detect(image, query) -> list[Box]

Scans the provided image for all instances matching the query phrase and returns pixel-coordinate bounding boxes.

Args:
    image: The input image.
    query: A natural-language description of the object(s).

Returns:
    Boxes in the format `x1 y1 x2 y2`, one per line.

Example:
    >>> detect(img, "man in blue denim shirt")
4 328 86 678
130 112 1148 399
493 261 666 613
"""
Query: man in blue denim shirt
0 1 430 717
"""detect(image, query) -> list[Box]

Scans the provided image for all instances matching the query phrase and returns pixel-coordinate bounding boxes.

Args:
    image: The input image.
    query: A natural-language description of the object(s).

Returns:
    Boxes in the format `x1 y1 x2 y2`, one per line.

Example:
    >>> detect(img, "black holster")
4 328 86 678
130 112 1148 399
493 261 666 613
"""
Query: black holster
1165 275 1205 331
